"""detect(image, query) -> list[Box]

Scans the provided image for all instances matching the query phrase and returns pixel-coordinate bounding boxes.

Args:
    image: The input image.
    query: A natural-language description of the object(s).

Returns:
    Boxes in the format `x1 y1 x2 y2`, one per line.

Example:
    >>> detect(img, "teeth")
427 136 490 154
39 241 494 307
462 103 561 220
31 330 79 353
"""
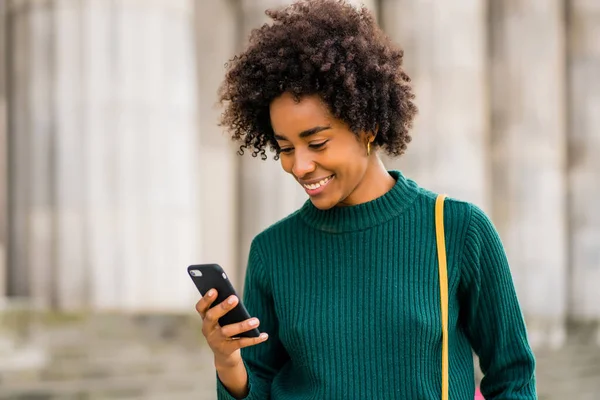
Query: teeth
303 175 333 190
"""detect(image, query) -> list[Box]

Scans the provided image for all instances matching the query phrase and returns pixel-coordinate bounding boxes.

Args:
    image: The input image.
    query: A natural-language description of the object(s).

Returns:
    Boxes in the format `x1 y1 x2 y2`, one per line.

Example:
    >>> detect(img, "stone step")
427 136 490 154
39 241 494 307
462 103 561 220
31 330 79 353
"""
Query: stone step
2 357 207 384
0 370 217 400
44 342 201 360
1 345 213 384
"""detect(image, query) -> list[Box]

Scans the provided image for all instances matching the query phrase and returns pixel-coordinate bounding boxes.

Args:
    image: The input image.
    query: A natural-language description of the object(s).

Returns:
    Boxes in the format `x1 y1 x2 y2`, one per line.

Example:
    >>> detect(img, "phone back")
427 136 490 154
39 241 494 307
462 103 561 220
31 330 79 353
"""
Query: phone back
188 264 260 338
188 264 234 305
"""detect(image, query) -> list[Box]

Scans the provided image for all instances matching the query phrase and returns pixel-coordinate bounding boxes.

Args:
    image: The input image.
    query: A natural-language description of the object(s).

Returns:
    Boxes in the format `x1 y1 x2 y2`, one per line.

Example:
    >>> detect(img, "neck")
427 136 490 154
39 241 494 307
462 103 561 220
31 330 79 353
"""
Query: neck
299 169 418 233
338 155 396 207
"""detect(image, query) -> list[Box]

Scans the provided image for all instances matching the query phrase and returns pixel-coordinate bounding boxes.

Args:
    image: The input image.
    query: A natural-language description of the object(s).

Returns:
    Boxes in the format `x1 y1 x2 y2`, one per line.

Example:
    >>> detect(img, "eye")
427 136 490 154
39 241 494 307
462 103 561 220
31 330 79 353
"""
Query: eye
279 147 294 154
309 141 328 150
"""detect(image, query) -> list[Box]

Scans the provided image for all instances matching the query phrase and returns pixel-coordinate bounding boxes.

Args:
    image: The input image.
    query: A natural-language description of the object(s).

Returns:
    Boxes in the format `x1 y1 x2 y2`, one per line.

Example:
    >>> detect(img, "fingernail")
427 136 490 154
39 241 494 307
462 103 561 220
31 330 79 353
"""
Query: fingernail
248 319 258 326
260 333 268 340
227 296 236 305
207 289 214 297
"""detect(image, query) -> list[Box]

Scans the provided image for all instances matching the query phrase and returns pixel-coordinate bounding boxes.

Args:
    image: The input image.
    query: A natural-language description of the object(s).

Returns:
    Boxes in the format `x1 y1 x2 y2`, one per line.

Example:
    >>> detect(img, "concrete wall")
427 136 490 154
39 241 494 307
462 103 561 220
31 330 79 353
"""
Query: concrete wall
1 0 599 350
6 0 201 312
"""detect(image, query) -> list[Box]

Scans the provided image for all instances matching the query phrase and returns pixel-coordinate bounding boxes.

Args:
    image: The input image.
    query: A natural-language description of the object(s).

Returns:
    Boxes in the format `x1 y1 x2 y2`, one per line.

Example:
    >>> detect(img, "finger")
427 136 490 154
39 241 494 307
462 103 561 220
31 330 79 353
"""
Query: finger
204 294 238 325
196 289 218 318
226 333 269 351
221 318 261 339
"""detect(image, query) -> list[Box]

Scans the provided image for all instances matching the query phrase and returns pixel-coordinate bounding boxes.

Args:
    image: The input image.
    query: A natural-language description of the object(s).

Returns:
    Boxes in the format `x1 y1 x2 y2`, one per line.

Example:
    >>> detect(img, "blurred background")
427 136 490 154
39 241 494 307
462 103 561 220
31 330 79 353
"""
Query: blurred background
0 0 598 399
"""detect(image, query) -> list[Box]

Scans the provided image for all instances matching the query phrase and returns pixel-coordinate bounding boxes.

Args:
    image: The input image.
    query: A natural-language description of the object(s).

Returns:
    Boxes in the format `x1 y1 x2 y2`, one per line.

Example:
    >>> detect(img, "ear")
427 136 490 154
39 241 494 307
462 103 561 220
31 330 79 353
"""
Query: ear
366 124 379 143
366 132 376 144
358 126 377 146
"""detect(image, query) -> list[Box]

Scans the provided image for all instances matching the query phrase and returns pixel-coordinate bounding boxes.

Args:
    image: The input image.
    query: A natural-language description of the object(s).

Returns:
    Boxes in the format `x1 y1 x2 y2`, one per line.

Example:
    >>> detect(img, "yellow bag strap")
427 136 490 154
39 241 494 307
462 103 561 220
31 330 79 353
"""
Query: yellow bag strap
435 194 449 400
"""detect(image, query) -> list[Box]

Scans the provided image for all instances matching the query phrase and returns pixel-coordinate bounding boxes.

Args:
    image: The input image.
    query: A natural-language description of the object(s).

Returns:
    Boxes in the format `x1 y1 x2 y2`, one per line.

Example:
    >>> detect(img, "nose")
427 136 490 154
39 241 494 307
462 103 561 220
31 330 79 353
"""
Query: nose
292 149 316 178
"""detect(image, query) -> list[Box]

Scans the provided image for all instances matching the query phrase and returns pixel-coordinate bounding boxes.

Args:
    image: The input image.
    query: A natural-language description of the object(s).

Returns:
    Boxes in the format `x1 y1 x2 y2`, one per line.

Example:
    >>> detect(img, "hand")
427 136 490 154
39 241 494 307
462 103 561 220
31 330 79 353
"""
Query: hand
196 289 269 369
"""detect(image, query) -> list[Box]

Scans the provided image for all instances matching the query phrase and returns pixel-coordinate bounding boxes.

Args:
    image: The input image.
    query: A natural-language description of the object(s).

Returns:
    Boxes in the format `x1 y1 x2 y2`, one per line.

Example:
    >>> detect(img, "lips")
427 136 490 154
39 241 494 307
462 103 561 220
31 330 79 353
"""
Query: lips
300 174 335 196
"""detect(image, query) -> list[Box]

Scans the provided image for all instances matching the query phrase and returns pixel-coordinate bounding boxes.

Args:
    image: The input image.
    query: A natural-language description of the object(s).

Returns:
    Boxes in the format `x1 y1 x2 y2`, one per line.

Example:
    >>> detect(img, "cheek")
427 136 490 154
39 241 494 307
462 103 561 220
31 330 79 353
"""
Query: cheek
332 145 366 173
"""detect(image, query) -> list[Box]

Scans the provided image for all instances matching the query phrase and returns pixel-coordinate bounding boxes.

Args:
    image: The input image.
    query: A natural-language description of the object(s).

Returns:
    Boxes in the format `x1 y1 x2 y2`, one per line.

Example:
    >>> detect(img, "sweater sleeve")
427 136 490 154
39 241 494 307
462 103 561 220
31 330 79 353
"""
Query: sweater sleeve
216 238 289 400
459 204 537 399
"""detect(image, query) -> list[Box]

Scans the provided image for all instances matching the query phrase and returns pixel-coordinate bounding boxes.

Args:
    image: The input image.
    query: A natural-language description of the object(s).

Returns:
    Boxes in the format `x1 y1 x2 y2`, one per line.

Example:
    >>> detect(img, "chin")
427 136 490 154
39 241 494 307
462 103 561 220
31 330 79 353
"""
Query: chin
309 196 339 210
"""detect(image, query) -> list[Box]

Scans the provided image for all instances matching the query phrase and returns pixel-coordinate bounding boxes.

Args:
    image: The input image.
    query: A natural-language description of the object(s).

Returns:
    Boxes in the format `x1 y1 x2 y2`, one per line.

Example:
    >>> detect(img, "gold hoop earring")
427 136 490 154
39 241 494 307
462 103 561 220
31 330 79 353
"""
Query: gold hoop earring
366 141 371 156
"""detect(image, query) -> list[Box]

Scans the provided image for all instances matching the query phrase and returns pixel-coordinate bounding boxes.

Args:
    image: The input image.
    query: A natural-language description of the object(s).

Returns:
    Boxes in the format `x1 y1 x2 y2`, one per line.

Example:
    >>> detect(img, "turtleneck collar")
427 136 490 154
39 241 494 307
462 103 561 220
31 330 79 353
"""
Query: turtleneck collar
298 170 419 233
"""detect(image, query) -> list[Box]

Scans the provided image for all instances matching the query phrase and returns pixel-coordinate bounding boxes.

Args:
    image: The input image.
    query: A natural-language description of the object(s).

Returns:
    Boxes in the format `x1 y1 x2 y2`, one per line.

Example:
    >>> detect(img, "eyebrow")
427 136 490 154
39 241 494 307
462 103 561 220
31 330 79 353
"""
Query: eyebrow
274 125 331 141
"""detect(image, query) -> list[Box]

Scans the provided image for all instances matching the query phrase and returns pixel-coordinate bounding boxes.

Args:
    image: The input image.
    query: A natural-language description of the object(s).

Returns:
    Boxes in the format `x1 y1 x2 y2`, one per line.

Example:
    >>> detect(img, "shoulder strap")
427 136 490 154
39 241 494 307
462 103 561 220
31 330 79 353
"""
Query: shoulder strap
435 194 449 400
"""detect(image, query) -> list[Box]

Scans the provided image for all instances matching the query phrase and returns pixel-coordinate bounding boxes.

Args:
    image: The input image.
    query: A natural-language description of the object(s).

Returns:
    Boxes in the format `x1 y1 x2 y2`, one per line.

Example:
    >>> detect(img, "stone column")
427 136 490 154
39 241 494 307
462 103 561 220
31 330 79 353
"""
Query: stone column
7 0 201 312
489 0 567 349
379 0 489 211
567 1 600 332
7 0 51 303
237 0 306 287
194 1 240 286
0 0 7 299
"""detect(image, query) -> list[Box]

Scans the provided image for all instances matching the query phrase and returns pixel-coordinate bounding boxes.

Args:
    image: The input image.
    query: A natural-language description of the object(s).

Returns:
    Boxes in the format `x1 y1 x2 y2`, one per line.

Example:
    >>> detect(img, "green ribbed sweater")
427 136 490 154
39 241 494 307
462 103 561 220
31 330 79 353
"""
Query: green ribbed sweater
217 170 536 399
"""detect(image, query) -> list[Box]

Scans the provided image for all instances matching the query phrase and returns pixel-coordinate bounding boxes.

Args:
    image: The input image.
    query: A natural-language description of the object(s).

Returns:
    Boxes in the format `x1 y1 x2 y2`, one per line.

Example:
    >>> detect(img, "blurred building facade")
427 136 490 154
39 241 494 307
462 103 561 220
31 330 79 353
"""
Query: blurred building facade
0 0 598 352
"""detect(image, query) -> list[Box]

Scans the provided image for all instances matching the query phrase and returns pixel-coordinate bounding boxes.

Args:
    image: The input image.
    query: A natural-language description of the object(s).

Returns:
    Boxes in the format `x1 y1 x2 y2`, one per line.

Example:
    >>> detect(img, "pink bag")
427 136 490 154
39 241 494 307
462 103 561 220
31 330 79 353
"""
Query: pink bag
475 387 484 399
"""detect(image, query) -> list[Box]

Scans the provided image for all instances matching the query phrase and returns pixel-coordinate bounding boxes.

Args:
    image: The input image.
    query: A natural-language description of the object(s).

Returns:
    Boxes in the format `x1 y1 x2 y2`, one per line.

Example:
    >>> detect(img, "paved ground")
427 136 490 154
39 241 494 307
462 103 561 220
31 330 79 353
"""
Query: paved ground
0 312 599 399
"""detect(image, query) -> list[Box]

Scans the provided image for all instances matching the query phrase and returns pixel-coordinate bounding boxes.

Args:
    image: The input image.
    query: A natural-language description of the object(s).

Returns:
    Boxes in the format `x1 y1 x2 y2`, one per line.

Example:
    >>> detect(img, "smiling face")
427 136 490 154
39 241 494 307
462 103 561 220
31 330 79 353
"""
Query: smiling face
270 92 376 210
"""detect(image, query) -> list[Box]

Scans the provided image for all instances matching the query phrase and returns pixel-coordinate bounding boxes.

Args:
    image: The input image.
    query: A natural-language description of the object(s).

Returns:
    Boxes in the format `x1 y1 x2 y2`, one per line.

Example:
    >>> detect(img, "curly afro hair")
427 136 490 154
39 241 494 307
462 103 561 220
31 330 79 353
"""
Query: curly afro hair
218 0 417 160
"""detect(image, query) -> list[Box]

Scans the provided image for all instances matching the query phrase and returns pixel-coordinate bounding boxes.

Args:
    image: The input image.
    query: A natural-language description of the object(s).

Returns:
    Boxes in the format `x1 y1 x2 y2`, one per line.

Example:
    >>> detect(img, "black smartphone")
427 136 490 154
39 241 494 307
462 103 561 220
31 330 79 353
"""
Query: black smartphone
188 263 260 338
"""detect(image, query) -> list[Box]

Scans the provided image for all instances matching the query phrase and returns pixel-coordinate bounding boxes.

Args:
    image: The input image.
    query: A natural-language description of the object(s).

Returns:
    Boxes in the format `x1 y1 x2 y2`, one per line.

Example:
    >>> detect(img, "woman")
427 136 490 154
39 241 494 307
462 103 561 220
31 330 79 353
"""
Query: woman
196 0 536 399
